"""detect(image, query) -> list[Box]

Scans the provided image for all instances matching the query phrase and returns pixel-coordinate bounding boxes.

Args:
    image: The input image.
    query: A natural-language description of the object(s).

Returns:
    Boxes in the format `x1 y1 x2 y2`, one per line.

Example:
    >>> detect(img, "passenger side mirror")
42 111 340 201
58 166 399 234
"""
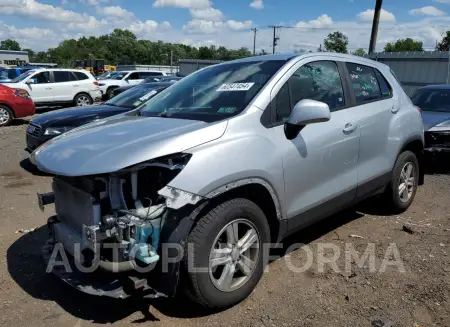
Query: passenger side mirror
284 99 331 140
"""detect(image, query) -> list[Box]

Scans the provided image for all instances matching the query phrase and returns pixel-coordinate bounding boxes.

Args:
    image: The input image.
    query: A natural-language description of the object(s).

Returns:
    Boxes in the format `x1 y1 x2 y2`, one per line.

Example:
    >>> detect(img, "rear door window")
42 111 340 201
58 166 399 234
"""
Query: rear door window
74 71 89 80
54 71 76 83
346 63 382 104
374 69 392 98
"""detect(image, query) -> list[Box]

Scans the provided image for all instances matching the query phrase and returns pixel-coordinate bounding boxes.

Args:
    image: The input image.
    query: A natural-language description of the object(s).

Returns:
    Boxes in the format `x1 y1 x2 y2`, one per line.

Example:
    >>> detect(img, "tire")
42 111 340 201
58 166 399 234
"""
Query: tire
74 93 93 107
106 87 117 100
384 150 419 213
0 105 13 127
184 198 270 309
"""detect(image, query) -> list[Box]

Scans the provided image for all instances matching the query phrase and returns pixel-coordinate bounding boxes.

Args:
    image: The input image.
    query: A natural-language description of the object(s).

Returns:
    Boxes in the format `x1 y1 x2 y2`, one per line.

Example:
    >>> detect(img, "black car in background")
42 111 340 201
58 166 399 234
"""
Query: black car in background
113 78 181 96
26 83 169 152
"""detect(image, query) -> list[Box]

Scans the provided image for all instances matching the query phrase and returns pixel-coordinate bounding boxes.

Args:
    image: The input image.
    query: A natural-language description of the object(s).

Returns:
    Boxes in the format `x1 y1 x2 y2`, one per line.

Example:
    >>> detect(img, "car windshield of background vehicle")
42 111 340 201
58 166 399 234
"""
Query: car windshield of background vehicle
0 70 10 80
105 84 162 108
139 60 287 122
411 88 450 112
10 70 35 83
113 72 128 80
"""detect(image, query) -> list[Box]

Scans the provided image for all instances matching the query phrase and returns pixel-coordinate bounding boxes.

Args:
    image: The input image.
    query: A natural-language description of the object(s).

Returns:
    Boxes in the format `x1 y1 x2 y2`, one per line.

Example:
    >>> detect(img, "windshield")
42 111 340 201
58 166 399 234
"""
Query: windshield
140 60 286 122
11 70 35 83
105 84 163 108
112 72 128 80
0 70 11 80
411 88 450 112
98 72 119 80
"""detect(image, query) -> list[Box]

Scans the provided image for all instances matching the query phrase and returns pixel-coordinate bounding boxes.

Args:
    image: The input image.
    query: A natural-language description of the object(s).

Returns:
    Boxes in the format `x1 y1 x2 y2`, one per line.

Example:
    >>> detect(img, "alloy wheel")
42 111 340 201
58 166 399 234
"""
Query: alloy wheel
398 162 415 203
0 108 11 125
209 219 260 292
76 95 91 106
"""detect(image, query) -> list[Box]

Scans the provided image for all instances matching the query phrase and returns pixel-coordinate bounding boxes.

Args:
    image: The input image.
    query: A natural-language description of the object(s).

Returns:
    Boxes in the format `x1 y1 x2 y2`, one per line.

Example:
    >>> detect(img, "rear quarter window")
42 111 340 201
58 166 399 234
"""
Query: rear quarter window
74 71 89 80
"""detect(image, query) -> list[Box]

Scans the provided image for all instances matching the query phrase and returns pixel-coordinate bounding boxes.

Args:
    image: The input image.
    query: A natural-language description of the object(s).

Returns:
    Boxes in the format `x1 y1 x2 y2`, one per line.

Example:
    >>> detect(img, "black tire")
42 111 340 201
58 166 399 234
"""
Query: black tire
73 93 93 107
0 105 13 127
384 150 419 213
184 198 270 309
106 87 117 100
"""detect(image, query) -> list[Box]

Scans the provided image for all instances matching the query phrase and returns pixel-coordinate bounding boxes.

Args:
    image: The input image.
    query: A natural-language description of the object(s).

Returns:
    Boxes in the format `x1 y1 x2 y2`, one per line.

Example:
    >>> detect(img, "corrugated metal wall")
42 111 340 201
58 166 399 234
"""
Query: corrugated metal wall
364 51 450 95
179 59 222 76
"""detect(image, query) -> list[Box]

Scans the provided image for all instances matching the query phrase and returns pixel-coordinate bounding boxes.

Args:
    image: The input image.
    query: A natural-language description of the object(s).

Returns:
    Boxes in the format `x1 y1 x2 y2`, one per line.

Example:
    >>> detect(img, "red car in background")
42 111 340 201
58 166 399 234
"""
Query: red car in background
0 84 35 127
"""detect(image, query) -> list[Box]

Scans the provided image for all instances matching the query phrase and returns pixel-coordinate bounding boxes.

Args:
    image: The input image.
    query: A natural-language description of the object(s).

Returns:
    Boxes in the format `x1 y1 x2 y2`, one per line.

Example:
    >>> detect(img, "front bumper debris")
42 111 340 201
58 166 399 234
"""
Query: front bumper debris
42 237 167 299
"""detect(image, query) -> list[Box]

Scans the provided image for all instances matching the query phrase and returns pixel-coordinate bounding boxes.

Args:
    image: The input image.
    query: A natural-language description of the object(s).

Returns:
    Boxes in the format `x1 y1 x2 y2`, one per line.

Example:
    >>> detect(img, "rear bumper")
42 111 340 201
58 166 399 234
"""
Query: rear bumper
89 90 102 102
10 98 35 118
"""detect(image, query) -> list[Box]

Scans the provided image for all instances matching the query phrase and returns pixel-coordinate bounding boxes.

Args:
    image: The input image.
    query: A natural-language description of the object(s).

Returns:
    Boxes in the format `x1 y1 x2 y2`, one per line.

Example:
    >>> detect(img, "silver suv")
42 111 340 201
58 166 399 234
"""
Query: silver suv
33 53 424 309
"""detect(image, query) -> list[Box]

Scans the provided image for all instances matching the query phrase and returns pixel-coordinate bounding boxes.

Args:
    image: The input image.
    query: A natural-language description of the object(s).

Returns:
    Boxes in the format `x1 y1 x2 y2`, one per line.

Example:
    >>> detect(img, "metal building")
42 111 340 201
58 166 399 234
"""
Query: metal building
365 51 450 95
0 50 29 66
178 59 222 76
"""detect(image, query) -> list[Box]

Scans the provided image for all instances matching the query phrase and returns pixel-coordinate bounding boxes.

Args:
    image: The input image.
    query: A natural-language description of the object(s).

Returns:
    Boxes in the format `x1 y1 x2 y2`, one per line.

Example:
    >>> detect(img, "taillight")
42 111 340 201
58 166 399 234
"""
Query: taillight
93 81 99 86
14 89 31 99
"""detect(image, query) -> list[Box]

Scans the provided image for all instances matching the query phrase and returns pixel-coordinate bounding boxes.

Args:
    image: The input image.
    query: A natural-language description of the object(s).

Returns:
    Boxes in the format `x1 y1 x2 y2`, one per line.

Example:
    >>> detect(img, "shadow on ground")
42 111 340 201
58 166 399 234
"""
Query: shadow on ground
7 207 365 324
10 118 29 126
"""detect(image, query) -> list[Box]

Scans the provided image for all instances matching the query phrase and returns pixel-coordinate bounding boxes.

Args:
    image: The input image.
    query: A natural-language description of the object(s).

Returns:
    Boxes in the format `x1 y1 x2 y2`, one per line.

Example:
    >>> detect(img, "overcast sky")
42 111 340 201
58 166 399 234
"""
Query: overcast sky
1 0 450 52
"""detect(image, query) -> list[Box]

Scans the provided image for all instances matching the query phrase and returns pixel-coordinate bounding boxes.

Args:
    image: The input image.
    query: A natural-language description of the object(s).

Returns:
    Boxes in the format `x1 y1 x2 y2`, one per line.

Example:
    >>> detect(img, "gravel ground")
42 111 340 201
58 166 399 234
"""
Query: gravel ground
0 119 449 327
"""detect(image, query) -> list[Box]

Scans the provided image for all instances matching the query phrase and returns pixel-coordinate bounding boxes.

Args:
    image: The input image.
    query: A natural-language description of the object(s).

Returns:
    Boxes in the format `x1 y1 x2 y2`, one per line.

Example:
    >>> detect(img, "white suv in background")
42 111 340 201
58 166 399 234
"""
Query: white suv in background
4 69 102 107
98 70 168 99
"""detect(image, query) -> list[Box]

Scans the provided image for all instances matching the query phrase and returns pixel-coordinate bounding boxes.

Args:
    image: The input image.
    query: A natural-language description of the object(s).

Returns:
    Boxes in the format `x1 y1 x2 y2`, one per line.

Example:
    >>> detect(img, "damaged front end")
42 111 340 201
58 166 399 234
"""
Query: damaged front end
40 153 203 299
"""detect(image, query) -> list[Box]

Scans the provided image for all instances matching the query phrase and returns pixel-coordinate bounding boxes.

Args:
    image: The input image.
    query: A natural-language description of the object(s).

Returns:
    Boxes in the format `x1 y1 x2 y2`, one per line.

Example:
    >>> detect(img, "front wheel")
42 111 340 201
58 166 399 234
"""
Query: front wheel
74 93 93 107
184 199 270 309
384 150 419 213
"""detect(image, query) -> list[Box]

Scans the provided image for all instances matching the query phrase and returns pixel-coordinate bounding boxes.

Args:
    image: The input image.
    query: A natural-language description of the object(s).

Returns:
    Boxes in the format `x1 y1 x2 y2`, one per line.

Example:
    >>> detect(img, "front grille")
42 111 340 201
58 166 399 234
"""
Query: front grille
425 131 450 148
52 178 96 234
27 123 43 137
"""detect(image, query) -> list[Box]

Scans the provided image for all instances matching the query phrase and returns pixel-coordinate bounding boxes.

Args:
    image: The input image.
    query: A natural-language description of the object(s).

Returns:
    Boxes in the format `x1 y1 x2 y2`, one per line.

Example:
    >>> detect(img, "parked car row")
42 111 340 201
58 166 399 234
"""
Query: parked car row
29 53 427 310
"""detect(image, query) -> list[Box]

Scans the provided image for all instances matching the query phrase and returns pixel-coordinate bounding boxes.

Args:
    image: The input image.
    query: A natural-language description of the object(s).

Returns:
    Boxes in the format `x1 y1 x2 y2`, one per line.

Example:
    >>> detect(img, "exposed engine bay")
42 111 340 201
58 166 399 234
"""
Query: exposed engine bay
41 153 202 275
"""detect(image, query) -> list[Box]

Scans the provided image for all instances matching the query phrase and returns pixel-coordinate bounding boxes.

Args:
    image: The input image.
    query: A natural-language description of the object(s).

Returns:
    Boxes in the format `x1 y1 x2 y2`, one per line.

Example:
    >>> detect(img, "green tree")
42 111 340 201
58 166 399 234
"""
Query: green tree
323 32 348 53
0 39 21 51
436 31 450 51
352 48 366 56
384 38 423 52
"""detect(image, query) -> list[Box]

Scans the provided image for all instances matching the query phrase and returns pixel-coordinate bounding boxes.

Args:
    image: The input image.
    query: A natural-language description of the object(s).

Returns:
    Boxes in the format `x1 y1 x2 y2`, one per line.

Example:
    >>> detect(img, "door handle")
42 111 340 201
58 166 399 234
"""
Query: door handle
45 87 52 90
391 105 399 114
343 123 357 134
73 84 79 87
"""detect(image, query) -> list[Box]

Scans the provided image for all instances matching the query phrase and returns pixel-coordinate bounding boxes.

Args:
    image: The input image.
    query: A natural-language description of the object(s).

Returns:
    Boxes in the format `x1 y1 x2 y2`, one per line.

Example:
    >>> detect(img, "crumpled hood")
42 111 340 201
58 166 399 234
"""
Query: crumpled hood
32 115 228 176
422 111 450 131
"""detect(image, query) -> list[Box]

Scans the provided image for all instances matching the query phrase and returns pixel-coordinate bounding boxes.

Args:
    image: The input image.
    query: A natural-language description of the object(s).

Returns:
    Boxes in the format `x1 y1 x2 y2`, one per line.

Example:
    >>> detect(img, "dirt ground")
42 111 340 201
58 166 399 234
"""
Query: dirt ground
0 119 449 327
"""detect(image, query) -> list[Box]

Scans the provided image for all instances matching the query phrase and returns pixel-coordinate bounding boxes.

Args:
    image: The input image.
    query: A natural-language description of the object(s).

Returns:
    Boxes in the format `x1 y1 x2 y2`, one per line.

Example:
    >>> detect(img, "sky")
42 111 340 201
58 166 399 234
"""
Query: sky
1 0 450 53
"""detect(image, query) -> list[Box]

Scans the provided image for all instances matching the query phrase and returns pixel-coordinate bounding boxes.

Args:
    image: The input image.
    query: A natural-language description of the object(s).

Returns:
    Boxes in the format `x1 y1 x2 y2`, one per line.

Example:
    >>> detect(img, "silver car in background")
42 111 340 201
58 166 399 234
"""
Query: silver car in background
32 53 424 309
411 85 450 154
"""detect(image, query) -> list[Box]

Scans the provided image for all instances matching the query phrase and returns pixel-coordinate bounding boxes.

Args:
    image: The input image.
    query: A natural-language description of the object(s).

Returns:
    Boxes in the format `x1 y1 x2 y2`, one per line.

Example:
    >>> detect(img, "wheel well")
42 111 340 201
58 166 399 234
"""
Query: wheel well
400 139 424 185
74 92 92 100
0 103 15 118
106 86 119 92
199 184 280 242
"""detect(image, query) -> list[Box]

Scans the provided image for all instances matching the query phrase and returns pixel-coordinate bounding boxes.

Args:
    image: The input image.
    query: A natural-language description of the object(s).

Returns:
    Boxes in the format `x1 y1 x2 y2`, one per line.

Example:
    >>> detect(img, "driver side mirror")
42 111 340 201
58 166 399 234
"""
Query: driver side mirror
284 99 331 140
25 79 35 85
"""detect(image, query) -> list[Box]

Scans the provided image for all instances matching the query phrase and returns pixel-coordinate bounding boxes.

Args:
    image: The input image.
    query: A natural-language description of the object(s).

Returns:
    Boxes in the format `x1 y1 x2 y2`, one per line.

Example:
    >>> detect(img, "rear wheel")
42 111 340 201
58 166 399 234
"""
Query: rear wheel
384 150 419 213
184 199 270 309
106 87 117 100
74 93 93 107
0 105 13 127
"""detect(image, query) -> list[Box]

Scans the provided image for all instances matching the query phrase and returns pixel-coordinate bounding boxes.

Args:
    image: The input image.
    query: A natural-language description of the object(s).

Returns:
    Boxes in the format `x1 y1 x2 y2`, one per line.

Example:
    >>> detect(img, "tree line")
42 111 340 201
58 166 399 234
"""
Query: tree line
3 28 450 66
320 30 450 55
0 29 252 67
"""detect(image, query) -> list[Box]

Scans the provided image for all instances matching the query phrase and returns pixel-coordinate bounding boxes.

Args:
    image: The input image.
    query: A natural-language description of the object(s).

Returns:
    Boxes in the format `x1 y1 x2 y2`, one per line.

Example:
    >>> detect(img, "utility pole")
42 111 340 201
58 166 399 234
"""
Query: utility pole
170 49 173 74
269 25 282 54
251 28 258 55
368 0 383 54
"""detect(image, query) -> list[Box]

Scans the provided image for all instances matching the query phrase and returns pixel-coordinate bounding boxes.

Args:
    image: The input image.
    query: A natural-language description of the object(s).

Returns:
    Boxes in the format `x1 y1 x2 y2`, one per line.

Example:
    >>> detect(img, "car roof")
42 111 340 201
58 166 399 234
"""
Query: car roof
227 52 388 70
417 84 450 90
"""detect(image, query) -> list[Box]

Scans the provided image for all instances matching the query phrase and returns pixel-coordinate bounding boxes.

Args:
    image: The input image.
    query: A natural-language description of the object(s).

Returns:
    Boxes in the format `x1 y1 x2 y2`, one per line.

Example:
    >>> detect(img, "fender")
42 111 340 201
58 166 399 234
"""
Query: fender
398 135 425 185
